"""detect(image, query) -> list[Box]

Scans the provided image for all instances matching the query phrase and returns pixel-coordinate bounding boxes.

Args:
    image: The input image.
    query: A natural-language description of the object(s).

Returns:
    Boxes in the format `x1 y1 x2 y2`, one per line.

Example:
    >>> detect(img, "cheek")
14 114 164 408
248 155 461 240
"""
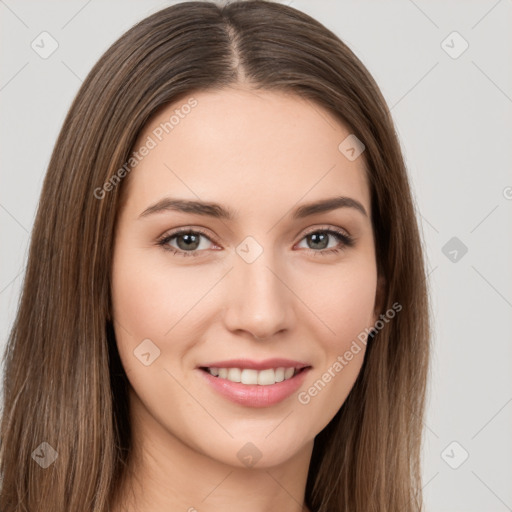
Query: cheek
111 247 204 337
110 246 224 380
111 253 165 336
293 260 376 427
110 248 199 403
296 257 378 349
331 269 377 341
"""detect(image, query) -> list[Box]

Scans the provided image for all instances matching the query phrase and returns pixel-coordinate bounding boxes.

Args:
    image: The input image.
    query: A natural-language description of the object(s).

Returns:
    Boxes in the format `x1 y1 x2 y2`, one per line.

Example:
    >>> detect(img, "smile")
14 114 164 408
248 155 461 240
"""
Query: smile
196 358 312 407
201 366 302 385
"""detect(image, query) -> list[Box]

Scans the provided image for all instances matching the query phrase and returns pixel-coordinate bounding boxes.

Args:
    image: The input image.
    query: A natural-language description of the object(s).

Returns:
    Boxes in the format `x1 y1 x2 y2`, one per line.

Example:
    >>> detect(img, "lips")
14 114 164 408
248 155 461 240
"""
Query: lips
196 358 312 407
198 358 310 371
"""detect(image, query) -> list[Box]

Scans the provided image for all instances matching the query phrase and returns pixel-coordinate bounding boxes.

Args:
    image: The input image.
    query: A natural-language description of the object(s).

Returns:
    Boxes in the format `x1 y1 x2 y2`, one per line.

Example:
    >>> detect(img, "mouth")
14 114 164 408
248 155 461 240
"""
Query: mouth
199 365 309 385
196 358 312 407
197 358 311 385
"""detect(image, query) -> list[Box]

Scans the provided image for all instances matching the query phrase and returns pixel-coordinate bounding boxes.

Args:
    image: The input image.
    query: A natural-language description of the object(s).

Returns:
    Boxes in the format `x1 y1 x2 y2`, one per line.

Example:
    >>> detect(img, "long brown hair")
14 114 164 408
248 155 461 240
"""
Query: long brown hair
0 1 430 510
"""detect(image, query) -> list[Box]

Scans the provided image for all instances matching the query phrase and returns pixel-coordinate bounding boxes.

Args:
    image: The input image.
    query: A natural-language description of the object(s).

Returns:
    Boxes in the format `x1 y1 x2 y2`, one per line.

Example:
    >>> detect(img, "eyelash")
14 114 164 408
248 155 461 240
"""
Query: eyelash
156 226 354 258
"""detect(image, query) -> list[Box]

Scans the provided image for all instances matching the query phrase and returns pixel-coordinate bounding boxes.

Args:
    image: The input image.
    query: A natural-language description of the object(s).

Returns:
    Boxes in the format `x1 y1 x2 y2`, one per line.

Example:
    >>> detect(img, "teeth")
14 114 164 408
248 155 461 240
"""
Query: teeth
206 366 299 385
228 368 241 382
241 369 258 385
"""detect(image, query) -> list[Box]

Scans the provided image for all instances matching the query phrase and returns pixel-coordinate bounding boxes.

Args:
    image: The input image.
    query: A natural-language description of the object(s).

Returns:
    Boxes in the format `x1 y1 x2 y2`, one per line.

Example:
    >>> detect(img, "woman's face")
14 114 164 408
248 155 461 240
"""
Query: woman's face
111 86 380 468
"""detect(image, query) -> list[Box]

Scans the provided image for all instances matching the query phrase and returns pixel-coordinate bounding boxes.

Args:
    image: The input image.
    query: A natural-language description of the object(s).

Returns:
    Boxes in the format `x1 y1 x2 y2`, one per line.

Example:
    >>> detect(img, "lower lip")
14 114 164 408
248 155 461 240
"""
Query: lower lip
197 368 311 408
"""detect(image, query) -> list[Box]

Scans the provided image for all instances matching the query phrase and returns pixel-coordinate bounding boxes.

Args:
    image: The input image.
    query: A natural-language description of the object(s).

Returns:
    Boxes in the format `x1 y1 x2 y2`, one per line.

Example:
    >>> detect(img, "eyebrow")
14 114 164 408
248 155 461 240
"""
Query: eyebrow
138 195 368 220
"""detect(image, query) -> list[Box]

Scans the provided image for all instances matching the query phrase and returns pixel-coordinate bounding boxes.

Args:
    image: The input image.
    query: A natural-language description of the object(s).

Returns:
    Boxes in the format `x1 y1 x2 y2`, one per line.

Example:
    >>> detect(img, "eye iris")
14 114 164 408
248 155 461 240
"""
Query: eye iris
177 232 200 250
308 232 329 250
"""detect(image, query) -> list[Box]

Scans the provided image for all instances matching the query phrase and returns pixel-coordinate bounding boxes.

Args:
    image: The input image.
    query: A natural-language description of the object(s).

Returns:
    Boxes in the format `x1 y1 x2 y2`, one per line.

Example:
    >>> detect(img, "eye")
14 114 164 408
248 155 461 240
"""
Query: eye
296 227 354 256
157 228 216 257
156 226 354 258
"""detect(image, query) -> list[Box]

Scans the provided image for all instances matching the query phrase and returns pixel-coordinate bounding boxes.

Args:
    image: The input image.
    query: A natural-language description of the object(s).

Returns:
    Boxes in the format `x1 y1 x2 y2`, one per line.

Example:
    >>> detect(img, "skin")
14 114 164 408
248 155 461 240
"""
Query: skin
110 86 383 512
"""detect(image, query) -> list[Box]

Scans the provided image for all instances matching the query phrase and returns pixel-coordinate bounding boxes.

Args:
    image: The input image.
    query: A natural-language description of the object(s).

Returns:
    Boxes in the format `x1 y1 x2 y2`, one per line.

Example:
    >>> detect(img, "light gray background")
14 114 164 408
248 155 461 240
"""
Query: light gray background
1 1 511 510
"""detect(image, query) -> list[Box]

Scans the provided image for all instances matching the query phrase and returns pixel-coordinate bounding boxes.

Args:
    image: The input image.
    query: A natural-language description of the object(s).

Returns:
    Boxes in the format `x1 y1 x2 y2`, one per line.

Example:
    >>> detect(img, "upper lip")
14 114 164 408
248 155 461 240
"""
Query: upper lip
198 358 311 371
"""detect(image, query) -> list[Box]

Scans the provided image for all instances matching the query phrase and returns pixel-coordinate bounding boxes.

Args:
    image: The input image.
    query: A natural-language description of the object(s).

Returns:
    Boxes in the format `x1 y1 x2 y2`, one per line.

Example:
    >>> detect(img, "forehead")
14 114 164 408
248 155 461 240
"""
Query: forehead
123 87 371 221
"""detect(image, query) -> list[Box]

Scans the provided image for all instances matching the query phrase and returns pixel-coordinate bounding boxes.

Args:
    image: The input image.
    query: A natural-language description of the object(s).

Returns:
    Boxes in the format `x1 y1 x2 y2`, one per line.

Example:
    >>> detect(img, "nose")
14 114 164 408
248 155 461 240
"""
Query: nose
222 251 294 340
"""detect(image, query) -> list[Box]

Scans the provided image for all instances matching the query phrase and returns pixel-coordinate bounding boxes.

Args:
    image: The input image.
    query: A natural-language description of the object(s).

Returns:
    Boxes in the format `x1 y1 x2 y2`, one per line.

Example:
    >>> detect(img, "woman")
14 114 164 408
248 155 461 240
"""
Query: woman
0 1 430 511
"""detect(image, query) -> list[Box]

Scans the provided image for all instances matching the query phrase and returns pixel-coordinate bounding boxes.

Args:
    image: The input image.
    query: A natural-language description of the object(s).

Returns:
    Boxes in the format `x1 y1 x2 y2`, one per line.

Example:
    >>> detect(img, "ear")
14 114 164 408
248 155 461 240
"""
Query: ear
372 273 387 325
